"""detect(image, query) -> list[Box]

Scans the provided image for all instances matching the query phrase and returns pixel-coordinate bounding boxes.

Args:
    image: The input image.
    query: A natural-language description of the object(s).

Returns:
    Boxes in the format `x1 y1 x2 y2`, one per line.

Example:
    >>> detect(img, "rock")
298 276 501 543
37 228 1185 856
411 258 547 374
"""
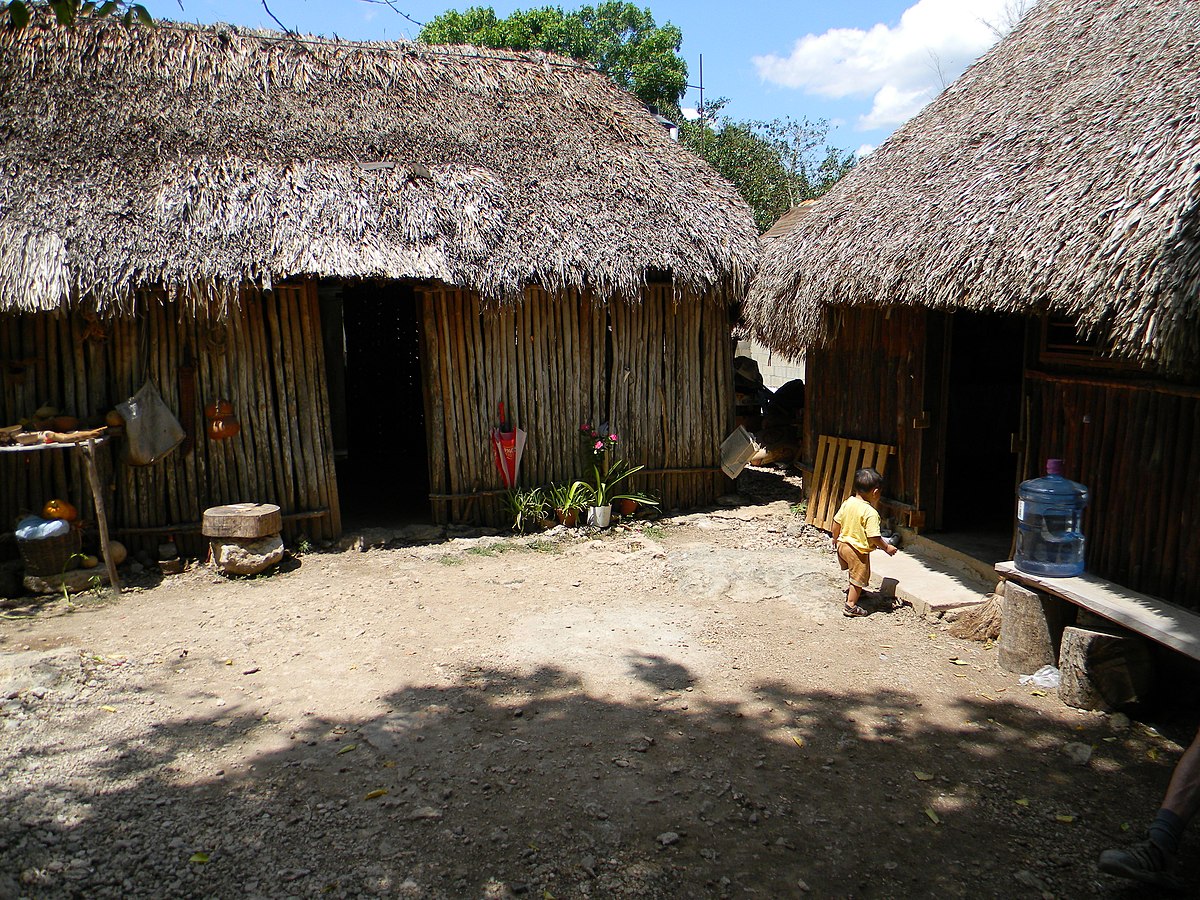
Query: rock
656 832 680 846
1108 712 1131 731
1062 742 1093 766
1014 870 1047 892
210 535 284 576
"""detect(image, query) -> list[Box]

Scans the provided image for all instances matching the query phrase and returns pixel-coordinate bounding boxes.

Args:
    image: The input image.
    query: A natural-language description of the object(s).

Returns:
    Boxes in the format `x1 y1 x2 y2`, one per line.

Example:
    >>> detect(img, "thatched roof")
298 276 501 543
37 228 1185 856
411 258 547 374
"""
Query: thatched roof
746 0 1200 373
0 19 758 315
760 201 817 242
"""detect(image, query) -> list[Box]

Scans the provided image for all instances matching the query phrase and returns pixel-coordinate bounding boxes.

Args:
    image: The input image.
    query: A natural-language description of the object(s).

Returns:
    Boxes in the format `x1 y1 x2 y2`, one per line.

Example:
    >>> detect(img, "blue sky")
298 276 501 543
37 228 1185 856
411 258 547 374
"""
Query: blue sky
141 0 1029 155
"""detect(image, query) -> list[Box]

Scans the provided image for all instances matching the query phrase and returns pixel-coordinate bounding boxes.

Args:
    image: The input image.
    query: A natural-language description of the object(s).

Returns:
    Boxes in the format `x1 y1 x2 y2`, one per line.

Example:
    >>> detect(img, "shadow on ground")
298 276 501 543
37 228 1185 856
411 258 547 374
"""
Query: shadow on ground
4 648 1197 899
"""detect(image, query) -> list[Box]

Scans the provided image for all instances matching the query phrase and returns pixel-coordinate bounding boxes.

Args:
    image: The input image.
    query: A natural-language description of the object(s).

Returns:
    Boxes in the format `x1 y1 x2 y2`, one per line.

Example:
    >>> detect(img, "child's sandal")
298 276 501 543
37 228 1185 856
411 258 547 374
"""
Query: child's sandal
842 603 869 618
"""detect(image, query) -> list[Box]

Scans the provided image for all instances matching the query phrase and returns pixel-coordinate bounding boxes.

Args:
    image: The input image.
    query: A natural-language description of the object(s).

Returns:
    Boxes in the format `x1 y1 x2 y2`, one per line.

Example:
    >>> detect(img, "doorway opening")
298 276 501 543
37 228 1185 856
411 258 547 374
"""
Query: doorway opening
936 311 1026 560
320 280 430 527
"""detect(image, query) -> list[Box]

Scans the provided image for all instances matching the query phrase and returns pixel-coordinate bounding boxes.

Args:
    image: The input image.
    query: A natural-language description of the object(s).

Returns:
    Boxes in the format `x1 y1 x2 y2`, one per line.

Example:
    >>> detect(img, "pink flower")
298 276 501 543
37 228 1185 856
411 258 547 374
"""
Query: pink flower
609 434 618 442
594 440 603 450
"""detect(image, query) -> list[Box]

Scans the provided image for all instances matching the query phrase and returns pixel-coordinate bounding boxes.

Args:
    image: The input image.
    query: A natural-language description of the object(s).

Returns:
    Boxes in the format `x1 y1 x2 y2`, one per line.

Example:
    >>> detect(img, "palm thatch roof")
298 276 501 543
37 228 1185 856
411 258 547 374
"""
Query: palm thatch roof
760 200 817 242
0 18 758 315
746 0 1200 373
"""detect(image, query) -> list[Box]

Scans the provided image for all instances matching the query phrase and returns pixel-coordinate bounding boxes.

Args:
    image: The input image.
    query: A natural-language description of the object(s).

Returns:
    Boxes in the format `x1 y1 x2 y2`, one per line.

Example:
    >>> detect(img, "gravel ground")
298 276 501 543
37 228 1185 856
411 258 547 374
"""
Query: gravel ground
2 468 1197 898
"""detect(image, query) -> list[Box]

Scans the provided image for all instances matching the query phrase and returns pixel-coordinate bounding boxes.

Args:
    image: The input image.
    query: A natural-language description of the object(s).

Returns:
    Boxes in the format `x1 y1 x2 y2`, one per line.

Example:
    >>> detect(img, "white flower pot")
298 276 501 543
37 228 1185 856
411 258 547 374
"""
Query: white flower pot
587 505 612 527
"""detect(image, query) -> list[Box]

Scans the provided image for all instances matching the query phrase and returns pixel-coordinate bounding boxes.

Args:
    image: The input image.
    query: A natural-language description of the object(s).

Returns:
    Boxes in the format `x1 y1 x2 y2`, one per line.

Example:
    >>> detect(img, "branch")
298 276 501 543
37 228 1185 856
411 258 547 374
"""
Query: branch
260 0 296 35
358 0 424 30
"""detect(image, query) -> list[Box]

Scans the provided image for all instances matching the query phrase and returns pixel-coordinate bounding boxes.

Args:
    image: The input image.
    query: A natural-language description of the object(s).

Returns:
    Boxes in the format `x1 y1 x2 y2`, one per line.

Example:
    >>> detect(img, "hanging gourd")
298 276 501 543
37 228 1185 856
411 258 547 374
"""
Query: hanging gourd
42 498 78 521
207 416 241 440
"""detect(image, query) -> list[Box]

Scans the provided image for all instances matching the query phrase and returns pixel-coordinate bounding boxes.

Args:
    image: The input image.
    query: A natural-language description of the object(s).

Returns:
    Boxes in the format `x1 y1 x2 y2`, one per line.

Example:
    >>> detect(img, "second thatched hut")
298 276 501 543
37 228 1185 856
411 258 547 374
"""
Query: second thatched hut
746 0 1200 607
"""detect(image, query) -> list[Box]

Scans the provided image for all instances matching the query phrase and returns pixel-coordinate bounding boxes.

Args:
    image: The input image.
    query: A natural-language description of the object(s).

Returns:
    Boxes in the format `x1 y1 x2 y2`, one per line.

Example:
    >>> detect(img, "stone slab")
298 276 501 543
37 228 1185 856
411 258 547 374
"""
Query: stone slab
869 544 995 618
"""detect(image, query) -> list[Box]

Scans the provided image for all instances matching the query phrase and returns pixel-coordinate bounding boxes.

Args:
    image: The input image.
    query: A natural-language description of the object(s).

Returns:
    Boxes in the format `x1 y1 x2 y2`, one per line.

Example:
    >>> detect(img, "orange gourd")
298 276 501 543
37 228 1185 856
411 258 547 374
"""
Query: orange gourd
207 416 241 440
42 499 78 521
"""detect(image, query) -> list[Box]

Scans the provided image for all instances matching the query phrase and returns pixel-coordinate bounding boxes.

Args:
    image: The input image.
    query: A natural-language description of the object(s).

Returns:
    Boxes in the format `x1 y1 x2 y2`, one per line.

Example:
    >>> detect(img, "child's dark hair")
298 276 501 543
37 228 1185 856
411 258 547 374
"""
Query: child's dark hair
854 467 884 494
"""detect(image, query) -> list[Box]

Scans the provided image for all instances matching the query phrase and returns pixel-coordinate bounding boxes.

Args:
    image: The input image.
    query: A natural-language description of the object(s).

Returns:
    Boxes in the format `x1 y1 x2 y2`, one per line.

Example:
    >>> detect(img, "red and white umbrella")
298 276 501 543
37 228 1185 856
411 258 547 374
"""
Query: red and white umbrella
490 402 526 488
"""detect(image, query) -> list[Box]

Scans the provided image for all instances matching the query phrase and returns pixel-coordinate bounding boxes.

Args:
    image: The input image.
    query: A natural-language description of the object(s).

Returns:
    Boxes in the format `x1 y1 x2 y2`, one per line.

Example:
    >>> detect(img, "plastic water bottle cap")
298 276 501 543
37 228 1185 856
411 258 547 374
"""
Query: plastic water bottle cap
1046 458 1064 475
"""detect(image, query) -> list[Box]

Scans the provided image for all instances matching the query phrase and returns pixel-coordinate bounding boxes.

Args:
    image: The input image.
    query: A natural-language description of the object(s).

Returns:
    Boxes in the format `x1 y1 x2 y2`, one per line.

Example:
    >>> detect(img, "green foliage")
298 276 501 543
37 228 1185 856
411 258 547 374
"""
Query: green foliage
546 479 594 515
502 485 550 533
420 2 687 112
679 101 857 232
2 0 152 29
591 458 658 508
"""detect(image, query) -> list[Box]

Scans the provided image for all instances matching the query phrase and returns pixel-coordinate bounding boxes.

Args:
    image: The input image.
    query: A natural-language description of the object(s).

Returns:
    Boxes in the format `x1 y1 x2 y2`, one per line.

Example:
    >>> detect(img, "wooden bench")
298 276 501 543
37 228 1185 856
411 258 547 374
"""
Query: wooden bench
995 561 1200 662
995 561 1200 708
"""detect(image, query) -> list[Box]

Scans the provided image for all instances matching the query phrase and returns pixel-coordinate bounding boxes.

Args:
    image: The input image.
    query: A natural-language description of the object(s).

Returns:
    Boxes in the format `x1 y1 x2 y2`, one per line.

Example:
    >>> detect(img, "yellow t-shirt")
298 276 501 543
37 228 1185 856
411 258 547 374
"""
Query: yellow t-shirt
833 494 881 554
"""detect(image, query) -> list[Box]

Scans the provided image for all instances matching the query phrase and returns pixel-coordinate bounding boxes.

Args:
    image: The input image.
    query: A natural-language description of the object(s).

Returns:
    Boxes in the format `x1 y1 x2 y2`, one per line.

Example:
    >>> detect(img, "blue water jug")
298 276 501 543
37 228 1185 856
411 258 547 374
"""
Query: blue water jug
1014 459 1088 577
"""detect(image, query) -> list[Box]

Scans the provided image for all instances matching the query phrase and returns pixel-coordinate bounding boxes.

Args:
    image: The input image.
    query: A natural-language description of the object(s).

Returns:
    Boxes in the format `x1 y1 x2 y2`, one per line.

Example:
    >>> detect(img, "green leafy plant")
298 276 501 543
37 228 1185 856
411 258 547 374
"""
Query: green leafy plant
591 459 659 509
547 480 594 518
502 486 550 534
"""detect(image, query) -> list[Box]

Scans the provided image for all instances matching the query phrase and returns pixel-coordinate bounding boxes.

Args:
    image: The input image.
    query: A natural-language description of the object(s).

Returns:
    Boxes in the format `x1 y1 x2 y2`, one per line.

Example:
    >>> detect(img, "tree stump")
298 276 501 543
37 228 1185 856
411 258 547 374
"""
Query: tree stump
1058 624 1152 711
997 581 1072 675
203 503 283 575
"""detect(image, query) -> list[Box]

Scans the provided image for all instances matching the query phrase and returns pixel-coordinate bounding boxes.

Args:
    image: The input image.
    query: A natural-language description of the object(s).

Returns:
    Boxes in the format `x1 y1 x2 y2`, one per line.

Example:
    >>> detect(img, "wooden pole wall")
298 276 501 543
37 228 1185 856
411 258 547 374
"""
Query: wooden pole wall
0 281 340 556
802 306 926 508
1024 370 1200 607
421 283 734 525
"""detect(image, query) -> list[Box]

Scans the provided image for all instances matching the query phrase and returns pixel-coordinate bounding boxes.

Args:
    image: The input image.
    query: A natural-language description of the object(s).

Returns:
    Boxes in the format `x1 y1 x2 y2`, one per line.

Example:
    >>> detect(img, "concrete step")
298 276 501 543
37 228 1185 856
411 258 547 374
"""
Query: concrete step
902 532 1005 586
869 537 998 619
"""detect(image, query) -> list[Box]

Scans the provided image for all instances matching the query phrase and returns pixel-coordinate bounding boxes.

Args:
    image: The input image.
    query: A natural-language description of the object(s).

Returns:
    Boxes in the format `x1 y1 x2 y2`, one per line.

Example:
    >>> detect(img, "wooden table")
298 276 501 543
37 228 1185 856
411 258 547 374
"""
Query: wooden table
0 436 120 593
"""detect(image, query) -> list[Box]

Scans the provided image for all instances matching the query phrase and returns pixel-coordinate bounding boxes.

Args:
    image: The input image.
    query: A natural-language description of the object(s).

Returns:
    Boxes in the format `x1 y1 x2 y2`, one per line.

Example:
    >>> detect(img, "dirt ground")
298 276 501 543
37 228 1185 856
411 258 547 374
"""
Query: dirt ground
1 469 1197 899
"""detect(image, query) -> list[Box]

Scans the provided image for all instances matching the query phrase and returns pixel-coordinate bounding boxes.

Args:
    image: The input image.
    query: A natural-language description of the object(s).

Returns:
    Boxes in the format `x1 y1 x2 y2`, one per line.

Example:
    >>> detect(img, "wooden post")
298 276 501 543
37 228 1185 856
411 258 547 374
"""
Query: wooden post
997 580 1071 674
1058 624 1153 710
81 438 120 595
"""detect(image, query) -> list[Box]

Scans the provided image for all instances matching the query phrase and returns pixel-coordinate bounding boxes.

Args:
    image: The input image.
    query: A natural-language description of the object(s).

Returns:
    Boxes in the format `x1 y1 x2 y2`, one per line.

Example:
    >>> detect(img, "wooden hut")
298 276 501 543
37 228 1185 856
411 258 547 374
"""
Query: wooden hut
0 19 759 551
745 0 1200 607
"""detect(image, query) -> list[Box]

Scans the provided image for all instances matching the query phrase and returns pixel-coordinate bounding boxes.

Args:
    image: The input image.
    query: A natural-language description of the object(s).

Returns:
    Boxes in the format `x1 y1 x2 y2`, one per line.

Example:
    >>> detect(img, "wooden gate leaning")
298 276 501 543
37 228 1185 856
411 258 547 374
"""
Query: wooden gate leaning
806 435 895 531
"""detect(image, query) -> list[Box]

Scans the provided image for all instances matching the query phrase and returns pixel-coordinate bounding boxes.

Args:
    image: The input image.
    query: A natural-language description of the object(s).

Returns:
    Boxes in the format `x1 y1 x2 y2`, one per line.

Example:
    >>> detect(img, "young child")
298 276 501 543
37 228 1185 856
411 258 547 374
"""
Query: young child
830 467 898 618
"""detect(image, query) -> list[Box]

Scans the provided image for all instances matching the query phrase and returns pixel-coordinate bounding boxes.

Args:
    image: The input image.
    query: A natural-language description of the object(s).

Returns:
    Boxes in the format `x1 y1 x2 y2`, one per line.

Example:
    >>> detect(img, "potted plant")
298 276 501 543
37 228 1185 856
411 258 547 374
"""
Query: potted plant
590 459 658 527
502 486 550 534
547 480 593 527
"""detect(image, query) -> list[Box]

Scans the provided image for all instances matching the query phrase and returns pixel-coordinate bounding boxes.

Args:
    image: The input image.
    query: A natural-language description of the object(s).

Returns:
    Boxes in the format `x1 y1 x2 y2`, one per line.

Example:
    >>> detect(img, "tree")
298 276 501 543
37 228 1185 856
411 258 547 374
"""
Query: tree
980 0 1037 39
680 101 856 232
1 0 151 28
419 3 687 113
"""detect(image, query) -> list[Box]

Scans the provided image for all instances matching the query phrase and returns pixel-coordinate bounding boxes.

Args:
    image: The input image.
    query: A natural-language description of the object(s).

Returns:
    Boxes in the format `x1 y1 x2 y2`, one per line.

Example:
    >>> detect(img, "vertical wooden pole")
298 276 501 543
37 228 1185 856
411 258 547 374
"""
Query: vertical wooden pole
81 438 120 594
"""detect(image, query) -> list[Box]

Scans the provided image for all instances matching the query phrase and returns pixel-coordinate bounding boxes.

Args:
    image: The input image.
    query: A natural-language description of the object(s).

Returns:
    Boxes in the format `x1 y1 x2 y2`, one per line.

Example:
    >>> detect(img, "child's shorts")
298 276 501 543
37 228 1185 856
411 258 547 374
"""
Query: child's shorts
837 542 870 589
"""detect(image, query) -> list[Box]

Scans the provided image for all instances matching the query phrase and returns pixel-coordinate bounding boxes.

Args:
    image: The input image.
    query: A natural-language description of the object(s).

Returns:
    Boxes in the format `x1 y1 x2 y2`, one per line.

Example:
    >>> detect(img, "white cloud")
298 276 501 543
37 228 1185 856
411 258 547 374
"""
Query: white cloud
753 0 1028 130
855 144 876 159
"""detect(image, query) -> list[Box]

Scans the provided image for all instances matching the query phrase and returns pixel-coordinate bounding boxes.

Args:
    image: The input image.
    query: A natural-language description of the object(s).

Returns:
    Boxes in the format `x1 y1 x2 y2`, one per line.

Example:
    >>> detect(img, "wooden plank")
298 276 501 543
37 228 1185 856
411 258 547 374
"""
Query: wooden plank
806 435 831 525
996 561 1200 661
417 290 445 519
839 439 862 510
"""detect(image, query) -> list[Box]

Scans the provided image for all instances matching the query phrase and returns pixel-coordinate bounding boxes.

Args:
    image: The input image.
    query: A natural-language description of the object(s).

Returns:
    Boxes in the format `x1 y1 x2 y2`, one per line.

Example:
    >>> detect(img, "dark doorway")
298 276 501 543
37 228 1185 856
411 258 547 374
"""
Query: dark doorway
320 281 429 526
940 311 1025 536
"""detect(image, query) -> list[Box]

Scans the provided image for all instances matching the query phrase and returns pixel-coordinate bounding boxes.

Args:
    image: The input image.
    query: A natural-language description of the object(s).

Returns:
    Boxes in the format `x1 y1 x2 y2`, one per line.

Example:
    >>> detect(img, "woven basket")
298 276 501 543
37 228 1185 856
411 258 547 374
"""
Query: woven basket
17 528 82 576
